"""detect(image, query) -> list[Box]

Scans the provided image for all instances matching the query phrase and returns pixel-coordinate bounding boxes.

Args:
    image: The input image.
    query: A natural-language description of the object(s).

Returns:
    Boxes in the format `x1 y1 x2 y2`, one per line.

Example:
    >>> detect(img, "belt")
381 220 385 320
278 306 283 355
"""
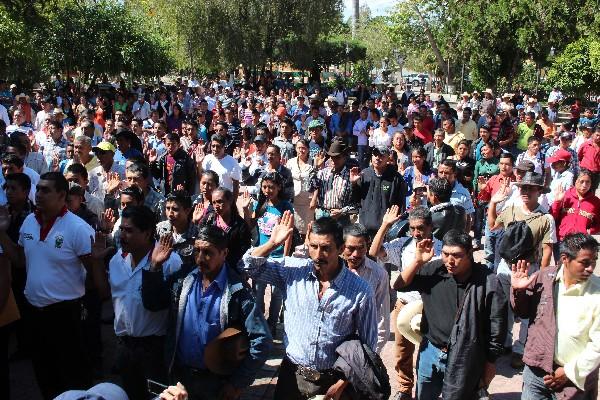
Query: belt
117 334 164 347
174 362 212 377
28 298 81 312
286 357 338 382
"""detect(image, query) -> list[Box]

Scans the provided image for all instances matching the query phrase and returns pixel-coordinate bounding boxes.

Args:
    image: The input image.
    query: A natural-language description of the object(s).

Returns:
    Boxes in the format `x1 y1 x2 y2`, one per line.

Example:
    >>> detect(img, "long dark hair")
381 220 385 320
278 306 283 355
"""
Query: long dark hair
254 171 284 219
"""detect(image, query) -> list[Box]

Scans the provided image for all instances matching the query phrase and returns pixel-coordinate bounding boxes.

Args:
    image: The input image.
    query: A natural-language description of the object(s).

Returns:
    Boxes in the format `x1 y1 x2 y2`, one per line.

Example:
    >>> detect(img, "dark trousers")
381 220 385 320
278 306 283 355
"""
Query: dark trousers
171 363 228 400
0 324 9 400
274 357 349 400
82 289 103 373
11 266 31 355
26 298 91 400
115 335 167 400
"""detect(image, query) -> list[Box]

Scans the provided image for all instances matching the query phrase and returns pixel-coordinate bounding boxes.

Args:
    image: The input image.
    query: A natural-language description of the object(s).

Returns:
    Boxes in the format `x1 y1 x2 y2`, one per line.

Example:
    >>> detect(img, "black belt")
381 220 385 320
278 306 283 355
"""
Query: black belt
285 357 339 382
28 298 81 312
117 334 164 347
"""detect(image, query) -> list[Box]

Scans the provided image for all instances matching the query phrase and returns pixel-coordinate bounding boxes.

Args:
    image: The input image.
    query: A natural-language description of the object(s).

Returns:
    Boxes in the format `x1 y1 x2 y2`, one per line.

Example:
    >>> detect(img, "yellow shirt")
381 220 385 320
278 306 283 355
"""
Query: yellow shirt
444 131 465 152
458 119 477 142
554 267 600 390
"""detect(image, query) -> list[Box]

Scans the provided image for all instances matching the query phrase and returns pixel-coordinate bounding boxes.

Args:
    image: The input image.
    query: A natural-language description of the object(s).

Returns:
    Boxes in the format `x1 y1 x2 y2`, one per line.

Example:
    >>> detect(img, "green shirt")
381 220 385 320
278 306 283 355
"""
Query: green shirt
473 157 499 194
516 122 535 151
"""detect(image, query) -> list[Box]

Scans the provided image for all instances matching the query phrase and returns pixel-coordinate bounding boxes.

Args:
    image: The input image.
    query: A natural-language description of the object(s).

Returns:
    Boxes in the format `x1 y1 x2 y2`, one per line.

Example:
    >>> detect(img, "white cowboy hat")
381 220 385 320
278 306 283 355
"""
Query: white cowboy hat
502 93 512 99
15 93 30 102
484 88 494 95
460 92 470 97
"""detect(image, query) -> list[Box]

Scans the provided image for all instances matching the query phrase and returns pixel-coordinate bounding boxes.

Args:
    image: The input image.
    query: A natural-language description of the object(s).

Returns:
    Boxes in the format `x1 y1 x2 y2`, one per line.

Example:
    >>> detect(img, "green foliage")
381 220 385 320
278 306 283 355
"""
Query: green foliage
546 37 600 97
0 5 38 81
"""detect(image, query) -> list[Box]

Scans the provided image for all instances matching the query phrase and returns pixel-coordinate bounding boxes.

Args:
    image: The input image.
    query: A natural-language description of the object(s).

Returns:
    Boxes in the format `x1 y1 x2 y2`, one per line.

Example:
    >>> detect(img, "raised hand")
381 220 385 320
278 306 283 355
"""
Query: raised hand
240 191 252 211
349 166 361 184
194 145 205 165
106 172 122 195
510 260 537 290
414 238 435 265
148 148 158 163
51 153 60 172
477 176 488 192
101 208 117 231
192 202 205 224
382 205 402 226
491 179 511 203
232 147 242 161
554 184 566 203
314 151 326 169
151 233 174 269
270 210 294 246
91 231 113 260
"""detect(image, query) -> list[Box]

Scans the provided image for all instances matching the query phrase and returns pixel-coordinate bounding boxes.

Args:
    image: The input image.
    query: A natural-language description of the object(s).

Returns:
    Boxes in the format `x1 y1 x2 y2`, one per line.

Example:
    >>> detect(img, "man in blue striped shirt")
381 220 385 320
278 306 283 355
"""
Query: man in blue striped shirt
242 213 377 400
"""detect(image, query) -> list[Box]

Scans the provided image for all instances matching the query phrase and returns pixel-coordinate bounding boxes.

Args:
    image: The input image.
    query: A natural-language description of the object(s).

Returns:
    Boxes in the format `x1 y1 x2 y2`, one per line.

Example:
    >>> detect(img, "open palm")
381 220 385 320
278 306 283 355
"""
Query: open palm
270 211 294 246
511 260 537 290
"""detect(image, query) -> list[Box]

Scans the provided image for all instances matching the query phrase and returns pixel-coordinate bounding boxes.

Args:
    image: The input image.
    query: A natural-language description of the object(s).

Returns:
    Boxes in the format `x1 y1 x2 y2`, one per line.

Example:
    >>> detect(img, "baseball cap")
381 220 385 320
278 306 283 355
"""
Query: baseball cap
308 119 324 130
253 135 266 143
372 146 391 156
547 149 572 164
516 159 535 172
581 122 594 130
92 141 117 153
404 122 414 130
54 382 129 400
559 131 574 140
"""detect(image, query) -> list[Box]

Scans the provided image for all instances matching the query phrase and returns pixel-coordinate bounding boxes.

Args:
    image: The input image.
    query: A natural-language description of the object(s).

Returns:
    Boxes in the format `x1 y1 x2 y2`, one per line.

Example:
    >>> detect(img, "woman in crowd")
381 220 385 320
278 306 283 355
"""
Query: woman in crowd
167 103 184 133
452 139 477 192
369 116 392 147
191 170 219 222
286 139 315 239
550 169 600 262
391 132 412 173
403 147 433 207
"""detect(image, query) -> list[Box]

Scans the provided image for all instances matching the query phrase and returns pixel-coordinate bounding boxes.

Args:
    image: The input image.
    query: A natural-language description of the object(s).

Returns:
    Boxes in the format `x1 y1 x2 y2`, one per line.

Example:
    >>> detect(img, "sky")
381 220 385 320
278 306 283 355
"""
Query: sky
342 0 397 19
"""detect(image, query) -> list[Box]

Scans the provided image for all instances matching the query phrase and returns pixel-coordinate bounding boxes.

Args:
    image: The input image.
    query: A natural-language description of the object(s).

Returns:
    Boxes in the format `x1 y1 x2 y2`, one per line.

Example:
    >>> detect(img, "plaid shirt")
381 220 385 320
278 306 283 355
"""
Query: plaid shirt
310 164 357 212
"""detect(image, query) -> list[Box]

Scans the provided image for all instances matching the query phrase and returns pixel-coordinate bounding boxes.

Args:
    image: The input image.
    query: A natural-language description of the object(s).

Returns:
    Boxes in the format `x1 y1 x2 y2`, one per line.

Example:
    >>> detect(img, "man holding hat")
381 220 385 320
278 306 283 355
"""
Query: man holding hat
142 225 272 400
309 138 357 227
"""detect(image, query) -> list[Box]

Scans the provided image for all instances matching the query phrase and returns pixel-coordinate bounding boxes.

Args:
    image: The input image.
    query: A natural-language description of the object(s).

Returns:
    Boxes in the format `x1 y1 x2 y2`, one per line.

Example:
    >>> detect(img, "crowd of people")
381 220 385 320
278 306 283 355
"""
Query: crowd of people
0 75 599 400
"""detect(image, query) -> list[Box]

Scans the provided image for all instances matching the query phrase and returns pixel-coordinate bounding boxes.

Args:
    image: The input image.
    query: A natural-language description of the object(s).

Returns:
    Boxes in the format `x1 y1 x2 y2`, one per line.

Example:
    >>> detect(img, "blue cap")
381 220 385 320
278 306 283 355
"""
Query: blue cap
54 383 129 400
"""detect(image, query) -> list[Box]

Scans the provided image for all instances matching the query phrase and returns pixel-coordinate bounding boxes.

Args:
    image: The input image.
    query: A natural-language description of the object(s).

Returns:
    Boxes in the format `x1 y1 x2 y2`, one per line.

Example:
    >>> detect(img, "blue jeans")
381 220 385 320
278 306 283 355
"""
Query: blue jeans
254 282 283 329
473 203 488 243
522 365 558 400
416 339 447 400
484 223 503 271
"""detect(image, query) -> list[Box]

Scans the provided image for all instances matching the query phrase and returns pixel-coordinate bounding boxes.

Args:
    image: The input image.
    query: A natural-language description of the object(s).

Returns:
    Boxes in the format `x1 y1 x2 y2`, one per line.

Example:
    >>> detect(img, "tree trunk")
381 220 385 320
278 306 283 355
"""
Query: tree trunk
310 63 321 86
413 5 450 82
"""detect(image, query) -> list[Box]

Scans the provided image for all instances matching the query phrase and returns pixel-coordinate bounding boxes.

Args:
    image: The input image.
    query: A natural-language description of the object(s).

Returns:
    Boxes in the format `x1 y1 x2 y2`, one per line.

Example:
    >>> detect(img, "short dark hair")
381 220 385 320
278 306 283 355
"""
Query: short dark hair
66 163 88 179
442 229 472 252
126 161 150 179
311 217 344 248
121 185 145 203
408 206 432 225
3 172 31 193
2 154 23 168
343 223 369 243
443 118 455 127
121 206 156 234
40 171 69 194
439 159 457 173
211 134 226 146
196 224 229 250
499 152 514 164
428 177 452 202
527 135 541 144
559 233 599 260
166 190 192 209
165 132 180 142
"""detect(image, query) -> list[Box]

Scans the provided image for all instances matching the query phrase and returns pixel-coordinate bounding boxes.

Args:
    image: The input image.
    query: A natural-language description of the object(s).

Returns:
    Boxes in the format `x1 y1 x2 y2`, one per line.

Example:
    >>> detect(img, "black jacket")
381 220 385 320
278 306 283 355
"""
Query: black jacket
430 202 466 241
443 263 507 399
353 165 407 232
424 142 455 169
150 148 196 195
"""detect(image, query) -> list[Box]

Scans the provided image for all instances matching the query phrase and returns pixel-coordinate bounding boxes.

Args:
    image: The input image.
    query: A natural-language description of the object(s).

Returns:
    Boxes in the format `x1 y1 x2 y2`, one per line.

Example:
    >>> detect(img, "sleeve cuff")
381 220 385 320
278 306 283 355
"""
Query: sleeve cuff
563 361 585 391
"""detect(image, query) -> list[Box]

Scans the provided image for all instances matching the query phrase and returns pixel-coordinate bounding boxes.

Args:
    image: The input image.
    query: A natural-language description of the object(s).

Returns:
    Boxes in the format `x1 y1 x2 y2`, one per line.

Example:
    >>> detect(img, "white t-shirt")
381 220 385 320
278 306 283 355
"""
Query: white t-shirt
19 210 95 307
202 154 242 191
109 248 182 337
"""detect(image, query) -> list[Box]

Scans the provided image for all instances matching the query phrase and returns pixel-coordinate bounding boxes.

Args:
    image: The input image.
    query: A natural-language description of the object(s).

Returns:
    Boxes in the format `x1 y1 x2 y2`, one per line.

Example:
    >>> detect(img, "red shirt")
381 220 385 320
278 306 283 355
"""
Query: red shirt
477 174 515 202
422 117 435 135
414 128 432 144
577 139 600 172
550 187 600 240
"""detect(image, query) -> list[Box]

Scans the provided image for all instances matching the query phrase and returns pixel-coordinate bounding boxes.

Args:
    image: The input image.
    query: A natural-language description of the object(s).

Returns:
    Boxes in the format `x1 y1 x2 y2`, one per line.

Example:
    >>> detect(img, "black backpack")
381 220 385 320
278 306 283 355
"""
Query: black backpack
497 208 542 264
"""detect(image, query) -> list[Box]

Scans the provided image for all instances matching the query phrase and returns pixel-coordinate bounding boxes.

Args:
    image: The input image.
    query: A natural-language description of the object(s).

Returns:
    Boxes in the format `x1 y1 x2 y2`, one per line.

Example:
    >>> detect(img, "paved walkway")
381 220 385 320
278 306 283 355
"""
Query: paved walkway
10 247 600 399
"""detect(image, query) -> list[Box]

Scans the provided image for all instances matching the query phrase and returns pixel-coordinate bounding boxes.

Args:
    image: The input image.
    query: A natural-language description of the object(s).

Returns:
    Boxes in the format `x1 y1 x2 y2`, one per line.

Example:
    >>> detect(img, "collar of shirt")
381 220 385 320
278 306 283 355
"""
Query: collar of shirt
307 259 348 288
555 266 590 296
191 264 228 294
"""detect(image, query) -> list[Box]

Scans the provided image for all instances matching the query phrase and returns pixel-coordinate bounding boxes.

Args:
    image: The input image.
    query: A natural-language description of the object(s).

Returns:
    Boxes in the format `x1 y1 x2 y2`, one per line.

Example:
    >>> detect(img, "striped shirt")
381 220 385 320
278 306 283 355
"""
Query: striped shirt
350 258 390 354
242 251 377 370
310 165 357 212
